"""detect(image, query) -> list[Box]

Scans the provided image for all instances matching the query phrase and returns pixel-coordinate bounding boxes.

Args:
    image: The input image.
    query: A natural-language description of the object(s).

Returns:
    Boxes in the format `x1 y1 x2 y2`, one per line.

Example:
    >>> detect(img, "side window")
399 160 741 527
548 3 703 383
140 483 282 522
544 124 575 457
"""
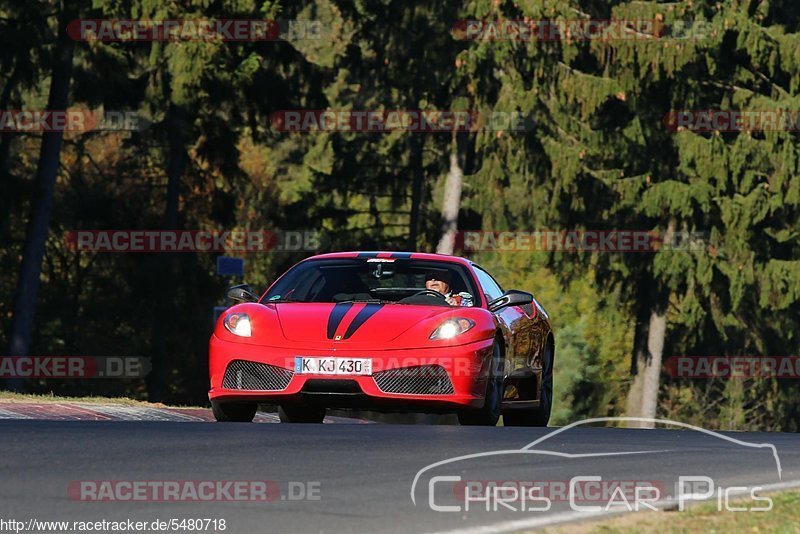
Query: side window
473 266 504 303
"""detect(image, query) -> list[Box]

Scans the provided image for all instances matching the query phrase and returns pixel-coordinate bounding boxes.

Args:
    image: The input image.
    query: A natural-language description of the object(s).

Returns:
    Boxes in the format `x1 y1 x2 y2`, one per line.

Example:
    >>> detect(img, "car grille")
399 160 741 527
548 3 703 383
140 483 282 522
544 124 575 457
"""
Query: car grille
303 380 363 394
222 360 293 391
373 365 455 395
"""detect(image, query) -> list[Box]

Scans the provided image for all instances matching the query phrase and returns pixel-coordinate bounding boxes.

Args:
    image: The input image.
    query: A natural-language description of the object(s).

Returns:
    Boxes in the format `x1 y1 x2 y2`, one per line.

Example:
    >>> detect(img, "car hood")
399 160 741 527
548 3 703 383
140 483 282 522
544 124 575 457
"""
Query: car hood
274 302 450 344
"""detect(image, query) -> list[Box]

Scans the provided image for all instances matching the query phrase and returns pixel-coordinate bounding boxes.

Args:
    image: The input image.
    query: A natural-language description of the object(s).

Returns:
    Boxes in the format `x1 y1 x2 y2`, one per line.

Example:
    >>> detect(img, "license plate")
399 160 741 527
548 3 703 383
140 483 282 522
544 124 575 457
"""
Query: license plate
294 357 372 375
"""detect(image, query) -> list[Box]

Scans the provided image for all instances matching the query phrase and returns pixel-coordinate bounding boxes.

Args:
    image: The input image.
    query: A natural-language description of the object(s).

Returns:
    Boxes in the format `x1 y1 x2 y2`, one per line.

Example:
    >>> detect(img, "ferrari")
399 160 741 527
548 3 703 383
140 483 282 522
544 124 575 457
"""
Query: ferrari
208 251 555 426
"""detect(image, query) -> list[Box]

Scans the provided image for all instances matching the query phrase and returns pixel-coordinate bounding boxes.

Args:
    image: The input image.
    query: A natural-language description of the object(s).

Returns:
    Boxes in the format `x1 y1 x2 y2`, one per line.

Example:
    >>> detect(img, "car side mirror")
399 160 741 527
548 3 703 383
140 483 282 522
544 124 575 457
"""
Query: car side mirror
488 290 533 312
226 284 259 304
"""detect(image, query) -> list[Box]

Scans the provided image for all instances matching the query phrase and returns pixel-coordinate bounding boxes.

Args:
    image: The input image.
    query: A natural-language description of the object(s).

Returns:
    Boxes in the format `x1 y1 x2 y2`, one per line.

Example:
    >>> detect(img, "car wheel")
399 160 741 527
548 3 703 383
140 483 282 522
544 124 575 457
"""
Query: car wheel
278 405 326 423
503 342 553 427
211 400 257 422
458 340 503 426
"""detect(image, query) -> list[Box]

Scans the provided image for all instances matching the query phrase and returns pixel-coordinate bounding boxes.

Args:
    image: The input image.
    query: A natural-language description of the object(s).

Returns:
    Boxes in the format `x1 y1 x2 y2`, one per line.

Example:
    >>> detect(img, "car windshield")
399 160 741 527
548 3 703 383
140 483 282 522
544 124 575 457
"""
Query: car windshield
262 258 479 306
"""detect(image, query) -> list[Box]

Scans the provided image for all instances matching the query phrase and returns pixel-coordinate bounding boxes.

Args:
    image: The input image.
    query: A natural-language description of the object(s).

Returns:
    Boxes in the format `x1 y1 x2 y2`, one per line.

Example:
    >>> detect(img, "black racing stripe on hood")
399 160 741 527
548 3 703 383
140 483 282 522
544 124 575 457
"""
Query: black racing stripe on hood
356 252 380 258
342 303 384 339
390 252 413 259
327 302 354 339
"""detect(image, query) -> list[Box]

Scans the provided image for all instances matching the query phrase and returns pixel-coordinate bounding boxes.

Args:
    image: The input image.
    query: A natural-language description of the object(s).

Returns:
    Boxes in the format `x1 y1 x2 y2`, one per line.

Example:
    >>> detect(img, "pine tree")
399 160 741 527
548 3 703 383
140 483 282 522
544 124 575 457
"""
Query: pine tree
457 0 800 429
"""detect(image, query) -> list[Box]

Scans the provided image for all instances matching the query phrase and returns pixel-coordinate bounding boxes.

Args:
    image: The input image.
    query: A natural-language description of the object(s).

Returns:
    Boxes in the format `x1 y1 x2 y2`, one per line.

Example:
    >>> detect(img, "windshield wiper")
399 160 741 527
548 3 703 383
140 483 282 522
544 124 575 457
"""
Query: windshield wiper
334 298 389 304
267 297 398 304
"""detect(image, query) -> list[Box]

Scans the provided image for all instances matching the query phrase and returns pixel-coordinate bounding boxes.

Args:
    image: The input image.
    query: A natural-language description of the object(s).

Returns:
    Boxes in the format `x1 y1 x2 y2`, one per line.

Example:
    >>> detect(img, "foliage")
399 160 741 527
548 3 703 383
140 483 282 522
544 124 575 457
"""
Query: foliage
1 0 798 428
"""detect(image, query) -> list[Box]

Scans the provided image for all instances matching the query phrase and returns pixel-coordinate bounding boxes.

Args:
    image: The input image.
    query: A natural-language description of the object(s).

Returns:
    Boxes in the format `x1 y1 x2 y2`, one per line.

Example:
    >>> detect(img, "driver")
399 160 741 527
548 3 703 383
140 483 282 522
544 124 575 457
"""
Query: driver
425 270 472 306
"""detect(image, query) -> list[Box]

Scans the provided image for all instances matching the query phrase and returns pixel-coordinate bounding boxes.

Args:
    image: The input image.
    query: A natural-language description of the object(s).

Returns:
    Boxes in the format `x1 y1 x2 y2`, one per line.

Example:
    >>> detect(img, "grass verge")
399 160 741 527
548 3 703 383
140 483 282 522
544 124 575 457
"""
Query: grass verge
0 391 182 407
544 490 800 533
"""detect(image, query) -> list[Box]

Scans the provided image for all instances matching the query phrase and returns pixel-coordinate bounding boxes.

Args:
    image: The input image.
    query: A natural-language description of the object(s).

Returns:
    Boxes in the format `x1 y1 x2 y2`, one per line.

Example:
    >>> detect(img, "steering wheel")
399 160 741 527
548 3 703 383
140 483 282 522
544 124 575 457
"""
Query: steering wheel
410 289 447 300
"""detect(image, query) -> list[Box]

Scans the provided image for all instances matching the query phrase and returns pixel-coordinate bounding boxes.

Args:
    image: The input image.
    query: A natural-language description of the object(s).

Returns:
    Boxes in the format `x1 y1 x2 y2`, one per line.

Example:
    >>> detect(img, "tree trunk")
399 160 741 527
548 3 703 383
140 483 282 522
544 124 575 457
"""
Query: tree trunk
407 135 424 249
0 60 21 178
639 308 668 420
0 67 20 240
435 133 466 255
625 311 650 418
163 103 186 229
626 219 675 428
5 0 77 390
145 102 188 402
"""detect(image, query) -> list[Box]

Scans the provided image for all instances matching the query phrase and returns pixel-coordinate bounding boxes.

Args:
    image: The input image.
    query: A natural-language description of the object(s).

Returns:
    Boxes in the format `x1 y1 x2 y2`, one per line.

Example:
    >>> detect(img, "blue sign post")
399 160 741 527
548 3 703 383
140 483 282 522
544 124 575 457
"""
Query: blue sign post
215 257 245 326
216 256 245 277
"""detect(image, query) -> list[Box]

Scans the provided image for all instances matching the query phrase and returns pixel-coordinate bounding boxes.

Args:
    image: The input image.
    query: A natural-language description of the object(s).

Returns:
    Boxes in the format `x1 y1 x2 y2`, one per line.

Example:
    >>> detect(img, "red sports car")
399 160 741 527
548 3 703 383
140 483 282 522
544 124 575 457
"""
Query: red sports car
208 251 554 426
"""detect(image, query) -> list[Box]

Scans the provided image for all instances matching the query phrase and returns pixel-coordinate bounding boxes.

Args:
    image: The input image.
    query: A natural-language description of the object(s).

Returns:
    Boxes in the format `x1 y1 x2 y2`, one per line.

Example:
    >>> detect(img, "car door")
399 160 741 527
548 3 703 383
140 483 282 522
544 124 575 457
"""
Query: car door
472 265 533 374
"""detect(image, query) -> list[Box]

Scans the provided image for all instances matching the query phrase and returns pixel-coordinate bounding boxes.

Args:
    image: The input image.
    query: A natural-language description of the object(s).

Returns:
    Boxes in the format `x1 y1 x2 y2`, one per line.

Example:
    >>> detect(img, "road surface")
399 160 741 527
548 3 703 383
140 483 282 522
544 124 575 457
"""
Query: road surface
1 420 799 533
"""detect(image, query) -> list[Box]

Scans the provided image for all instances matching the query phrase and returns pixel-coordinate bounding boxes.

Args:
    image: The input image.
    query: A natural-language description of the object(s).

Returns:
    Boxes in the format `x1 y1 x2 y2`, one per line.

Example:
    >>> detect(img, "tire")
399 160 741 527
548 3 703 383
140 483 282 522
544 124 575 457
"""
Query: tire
211 400 257 422
458 340 503 426
278 405 326 423
503 342 553 427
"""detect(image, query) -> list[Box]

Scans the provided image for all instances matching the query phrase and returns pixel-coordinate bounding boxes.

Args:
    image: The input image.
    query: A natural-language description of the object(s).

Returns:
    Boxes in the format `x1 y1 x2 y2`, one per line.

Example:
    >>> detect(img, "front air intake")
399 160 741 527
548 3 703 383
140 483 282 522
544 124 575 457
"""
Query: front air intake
373 365 455 395
222 360 293 391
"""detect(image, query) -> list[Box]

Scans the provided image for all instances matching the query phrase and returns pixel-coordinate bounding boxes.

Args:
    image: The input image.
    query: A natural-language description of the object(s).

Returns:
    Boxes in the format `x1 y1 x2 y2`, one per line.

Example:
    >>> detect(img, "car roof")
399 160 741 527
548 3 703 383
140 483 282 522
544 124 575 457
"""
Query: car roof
302 251 473 267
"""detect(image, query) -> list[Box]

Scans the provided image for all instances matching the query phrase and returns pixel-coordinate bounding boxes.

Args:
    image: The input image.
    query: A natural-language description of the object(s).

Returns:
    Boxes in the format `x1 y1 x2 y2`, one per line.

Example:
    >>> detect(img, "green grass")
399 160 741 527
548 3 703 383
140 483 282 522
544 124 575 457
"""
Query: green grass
544 490 800 533
0 391 196 407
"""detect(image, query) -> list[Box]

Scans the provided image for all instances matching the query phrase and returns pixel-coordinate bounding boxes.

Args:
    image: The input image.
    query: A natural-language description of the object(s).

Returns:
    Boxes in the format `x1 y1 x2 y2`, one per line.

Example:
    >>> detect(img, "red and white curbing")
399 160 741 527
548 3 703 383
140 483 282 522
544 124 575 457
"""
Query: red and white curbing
0 401 368 423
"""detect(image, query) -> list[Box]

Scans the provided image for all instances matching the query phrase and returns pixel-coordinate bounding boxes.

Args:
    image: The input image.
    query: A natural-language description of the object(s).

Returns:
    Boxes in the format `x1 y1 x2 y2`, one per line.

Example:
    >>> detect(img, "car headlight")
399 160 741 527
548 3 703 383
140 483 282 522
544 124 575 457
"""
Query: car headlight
223 313 252 337
430 318 475 340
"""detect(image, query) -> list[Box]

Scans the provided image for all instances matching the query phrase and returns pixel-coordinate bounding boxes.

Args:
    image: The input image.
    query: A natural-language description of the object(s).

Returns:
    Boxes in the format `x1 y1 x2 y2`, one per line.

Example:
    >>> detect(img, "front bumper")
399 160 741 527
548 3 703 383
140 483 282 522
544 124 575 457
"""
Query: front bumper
208 334 495 411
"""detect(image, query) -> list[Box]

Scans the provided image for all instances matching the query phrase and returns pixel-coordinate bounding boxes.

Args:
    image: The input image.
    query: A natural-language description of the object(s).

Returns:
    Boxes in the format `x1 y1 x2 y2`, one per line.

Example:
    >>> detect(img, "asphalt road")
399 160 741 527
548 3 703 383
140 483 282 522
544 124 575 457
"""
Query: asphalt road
1 420 799 533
